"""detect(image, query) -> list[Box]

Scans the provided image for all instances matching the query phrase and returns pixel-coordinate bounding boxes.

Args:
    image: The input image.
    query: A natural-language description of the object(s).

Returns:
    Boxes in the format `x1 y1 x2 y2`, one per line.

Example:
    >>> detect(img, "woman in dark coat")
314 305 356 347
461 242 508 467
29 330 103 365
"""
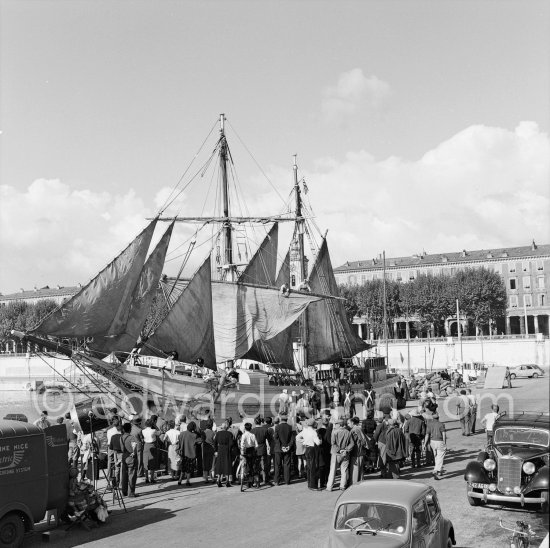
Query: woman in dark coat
201 422 215 483
178 421 198 486
214 421 235 487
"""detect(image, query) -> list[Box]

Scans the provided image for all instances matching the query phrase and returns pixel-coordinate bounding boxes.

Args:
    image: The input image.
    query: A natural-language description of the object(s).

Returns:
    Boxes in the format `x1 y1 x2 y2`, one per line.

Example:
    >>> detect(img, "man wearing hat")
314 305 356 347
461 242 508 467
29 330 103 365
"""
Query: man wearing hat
403 407 426 468
295 418 321 490
326 418 354 491
273 414 293 485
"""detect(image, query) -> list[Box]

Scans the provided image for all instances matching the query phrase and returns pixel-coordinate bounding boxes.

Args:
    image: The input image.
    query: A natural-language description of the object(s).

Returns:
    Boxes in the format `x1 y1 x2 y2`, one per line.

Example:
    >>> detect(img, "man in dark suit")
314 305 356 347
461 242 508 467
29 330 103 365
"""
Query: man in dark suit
252 416 273 486
274 414 293 485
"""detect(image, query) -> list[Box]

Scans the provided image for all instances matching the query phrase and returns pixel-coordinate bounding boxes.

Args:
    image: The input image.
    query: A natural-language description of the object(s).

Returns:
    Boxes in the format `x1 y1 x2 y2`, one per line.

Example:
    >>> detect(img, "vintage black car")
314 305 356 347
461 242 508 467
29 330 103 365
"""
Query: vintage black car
464 412 549 511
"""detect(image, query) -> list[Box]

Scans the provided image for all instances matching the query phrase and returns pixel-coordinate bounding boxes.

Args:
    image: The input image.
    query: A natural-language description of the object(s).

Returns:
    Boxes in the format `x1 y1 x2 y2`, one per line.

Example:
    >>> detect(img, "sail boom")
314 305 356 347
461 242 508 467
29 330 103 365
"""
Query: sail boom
153 215 302 224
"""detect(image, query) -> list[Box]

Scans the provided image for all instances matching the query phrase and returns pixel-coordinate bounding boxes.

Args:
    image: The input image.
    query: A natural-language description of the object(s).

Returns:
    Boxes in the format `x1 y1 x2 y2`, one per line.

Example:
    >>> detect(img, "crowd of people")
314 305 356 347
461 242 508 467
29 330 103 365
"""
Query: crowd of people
27 368 494 499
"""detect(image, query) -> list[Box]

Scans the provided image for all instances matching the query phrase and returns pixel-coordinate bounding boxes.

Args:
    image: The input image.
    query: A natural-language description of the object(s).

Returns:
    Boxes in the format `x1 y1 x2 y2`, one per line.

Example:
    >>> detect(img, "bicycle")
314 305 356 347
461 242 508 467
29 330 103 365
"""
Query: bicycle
499 518 537 548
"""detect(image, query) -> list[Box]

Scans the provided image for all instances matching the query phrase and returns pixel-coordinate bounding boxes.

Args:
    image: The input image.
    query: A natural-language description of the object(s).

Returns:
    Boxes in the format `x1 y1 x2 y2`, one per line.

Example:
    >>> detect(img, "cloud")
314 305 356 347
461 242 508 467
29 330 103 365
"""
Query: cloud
0 179 155 292
1 122 548 294
322 68 391 124
265 122 550 267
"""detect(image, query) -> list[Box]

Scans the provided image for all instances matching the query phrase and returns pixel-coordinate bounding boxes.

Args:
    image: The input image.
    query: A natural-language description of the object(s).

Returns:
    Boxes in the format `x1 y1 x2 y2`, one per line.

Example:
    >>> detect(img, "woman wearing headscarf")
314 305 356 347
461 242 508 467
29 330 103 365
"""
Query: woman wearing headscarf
214 421 235 487
178 421 199 486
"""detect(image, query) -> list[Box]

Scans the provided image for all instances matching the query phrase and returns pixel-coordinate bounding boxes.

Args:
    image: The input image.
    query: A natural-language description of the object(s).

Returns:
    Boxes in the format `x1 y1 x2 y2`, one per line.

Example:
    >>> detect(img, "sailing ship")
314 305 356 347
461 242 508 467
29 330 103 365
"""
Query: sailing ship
13 115 368 422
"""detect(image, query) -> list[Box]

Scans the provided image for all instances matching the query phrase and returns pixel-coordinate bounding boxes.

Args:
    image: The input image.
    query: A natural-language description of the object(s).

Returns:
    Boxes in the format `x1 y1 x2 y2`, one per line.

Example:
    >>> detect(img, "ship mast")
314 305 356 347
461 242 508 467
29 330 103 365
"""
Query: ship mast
292 154 309 372
219 113 235 281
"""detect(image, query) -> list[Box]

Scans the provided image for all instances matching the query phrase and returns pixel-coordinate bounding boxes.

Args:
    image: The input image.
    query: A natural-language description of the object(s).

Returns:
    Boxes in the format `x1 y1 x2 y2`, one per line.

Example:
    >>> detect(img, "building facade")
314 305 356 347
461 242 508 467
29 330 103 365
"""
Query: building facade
334 241 550 338
0 285 80 307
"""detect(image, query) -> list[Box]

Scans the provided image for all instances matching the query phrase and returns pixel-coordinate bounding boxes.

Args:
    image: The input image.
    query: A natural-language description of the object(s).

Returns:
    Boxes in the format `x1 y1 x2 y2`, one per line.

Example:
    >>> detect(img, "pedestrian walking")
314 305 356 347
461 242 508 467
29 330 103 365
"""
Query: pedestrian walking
424 413 447 480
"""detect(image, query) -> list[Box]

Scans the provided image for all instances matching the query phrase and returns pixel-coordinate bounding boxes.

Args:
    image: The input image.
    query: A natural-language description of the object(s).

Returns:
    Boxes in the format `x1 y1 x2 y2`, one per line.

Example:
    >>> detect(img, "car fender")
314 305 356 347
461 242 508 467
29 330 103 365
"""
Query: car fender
464 460 490 483
524 465 549 495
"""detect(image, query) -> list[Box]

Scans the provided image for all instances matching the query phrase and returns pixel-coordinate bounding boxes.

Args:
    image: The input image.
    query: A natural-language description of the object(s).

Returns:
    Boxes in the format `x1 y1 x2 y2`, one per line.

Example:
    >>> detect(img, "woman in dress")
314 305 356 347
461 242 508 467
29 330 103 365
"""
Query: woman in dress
164 420 181 480
178 421 199 486
141 419 158 484
294 423 306 479
214 421 235 487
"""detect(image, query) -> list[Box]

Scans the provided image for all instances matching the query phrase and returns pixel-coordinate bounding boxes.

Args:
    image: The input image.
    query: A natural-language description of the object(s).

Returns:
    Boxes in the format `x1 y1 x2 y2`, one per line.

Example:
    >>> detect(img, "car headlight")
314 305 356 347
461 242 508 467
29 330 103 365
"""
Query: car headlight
484 458 496 471
523 461 536 475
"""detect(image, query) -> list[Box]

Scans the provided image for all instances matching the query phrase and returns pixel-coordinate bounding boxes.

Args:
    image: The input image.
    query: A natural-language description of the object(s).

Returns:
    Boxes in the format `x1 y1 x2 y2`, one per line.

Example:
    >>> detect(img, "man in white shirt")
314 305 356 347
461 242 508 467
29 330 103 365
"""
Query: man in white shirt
296 418 322 490
456 390 472 436
240 422 259 488
481 404 500 445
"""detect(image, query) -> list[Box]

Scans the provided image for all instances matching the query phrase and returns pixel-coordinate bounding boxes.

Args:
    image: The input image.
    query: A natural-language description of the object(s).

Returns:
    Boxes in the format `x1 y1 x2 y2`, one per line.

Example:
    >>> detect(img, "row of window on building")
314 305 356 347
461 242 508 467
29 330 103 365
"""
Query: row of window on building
509 276 546 291
511 294 546 308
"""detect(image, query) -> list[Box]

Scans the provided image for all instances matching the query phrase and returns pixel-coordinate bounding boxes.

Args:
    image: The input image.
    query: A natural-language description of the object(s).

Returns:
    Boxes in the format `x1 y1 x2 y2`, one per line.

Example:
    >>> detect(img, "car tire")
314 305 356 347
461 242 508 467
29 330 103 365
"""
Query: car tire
533 373 539 379
446 536 453 548
541 491 549 514
510 373 516 380
0 512 25 548
466 483 481 506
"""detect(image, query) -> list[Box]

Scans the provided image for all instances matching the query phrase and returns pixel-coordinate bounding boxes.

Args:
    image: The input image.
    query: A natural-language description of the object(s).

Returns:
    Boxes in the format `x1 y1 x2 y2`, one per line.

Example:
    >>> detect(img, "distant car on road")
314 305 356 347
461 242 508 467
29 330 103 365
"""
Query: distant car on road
329 480 456 547
509 364 545 379
464 411 549 512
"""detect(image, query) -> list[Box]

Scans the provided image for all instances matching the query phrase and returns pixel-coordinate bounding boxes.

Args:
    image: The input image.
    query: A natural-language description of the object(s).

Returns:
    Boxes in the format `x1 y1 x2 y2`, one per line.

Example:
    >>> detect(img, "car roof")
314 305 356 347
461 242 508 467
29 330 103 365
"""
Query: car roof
495 412 550 429
336 480 429 506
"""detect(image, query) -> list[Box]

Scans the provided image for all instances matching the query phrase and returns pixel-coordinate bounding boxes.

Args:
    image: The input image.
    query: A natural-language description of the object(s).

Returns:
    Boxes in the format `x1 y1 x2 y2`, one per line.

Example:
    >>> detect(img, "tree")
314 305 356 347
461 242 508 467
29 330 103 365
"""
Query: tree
0 299 58 343
455 268 507 333
338 283 361 325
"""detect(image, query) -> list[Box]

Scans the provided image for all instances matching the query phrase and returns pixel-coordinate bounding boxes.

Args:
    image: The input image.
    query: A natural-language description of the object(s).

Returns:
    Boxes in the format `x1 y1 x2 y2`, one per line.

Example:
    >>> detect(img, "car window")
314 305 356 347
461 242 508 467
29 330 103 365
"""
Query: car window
412 499 429 532
426 492 440 520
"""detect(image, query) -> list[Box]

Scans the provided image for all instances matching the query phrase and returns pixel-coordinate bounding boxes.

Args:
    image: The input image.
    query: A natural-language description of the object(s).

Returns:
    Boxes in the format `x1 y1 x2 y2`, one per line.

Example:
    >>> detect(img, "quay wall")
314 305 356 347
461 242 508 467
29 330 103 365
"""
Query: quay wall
368 336 550 372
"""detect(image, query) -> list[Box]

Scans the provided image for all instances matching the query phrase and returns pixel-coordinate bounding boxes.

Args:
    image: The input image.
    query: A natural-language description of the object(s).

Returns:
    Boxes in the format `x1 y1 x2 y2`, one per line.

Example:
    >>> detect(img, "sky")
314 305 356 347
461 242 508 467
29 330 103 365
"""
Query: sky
1 0 549 294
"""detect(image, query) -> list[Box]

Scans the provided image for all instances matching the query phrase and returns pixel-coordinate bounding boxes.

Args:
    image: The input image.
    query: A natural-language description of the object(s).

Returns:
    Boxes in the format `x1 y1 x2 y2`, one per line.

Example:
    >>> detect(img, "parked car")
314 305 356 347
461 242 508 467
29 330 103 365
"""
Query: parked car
328 480 456 548
1 414 28 422
509 364 544 379
464 411 549 512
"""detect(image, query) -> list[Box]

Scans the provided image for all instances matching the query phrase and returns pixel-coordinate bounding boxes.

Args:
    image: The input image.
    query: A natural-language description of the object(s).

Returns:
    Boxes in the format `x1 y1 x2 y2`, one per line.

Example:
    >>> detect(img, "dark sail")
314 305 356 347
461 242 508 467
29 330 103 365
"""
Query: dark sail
31 220 158 339
144 256 217 369
306 238 369 364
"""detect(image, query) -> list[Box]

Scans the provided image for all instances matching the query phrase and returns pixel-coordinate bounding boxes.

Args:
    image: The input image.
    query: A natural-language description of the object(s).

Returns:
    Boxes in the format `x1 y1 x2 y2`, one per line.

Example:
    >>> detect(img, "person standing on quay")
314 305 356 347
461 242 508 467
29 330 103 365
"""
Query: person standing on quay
214 421 235 487
296 417 321 490
348 417 367 485
274 414 293 485
481 405 500 446
178 421 198 486
467 389 477 434
326 419 354 491
120 422 138 498
384 418 407 479
424 413 447 480
404 407 426 468
317 414 332 489
456 390 472 436
142 419 159 484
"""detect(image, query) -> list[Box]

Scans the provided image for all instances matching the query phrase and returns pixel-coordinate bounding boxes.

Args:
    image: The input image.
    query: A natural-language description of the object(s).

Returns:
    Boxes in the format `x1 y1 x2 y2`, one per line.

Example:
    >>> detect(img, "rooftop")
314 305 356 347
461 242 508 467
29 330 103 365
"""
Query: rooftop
334 242 550 272
337 479 429 506
0 285 80 301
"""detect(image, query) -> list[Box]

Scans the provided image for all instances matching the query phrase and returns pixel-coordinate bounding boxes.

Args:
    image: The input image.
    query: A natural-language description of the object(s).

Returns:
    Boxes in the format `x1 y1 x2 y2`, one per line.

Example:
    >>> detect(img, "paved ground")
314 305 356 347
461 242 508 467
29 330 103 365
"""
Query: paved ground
23 374 549 548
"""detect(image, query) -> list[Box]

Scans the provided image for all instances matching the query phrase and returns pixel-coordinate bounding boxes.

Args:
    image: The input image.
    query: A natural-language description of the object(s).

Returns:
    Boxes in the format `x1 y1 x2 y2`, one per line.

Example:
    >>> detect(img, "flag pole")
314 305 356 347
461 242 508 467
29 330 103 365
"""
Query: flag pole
456 298 463 362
